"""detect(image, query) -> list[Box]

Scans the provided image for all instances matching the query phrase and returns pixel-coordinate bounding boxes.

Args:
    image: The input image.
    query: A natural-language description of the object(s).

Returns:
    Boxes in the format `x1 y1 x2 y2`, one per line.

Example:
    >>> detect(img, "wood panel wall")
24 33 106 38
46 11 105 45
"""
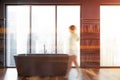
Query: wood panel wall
80 19 100 68
0 2 5 68
0 19 5 68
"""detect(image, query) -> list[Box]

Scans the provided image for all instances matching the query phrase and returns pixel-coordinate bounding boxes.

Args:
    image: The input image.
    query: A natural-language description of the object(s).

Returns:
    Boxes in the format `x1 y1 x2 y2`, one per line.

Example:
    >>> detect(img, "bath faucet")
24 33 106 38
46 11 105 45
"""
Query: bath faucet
44 44 47 54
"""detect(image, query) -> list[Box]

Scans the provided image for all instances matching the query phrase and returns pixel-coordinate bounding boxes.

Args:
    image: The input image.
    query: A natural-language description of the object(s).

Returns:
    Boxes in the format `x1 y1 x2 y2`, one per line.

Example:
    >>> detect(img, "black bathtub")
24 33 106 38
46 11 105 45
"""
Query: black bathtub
14 54 69 77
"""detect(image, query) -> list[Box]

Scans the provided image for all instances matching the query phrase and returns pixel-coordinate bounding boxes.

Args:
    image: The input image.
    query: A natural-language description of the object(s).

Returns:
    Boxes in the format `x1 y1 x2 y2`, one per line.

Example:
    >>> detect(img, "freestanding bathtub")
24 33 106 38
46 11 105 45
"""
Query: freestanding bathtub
14 54 69 77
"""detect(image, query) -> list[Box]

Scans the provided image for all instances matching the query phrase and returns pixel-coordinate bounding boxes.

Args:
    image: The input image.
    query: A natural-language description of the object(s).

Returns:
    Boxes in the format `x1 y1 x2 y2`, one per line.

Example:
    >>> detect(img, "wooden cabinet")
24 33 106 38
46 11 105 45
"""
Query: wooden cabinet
80 19 100 68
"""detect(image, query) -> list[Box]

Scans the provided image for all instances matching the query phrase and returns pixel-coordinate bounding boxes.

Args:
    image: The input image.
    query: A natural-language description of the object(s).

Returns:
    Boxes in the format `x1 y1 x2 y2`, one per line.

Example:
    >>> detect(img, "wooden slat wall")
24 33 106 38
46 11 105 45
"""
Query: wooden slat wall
0 2 5 68
80 19 100 68
0 19 5 68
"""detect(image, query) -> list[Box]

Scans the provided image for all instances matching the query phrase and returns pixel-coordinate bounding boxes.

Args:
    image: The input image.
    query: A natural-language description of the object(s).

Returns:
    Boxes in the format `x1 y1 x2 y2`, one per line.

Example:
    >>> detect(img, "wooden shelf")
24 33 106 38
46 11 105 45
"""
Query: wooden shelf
80 45 99 49
0 28 5 33
81 33 99 40
81 60 99 63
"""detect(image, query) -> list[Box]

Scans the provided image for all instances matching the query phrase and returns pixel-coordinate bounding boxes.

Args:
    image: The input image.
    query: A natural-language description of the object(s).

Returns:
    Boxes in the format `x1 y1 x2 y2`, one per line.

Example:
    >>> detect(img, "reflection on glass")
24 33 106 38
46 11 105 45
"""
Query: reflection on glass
57 6 80 65
100 6 120 66
7 6 30 66
31 6 55 54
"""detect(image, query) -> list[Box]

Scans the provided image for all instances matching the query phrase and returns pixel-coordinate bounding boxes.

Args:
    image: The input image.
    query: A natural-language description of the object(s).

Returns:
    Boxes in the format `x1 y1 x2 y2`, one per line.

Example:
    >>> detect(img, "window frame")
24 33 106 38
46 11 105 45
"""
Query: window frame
5 4 81 67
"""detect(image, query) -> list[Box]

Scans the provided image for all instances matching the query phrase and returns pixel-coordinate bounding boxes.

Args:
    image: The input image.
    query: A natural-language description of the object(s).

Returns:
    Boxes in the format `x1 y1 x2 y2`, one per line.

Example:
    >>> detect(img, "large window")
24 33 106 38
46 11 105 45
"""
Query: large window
6 5 80 67
31 6 55 53
100 6 120 66
6 6 30 66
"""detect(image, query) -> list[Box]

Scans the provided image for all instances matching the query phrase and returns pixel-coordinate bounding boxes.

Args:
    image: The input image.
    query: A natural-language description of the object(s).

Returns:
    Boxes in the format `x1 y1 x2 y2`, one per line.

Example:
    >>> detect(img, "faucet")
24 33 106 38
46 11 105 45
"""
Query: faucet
44 44 47 54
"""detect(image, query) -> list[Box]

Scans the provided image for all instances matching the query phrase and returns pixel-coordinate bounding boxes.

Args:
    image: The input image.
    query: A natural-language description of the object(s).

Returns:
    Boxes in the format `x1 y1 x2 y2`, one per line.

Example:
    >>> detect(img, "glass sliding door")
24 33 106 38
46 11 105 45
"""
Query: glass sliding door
100 6 120 66
57 6 80 65
6 5 30 67
31 6 55 54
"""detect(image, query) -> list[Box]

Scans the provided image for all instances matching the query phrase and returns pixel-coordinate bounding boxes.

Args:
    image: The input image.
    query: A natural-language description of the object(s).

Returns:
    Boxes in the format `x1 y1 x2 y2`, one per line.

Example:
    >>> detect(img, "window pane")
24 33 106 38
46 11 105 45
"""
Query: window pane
100 6 120 66
6 6 30 66
6 5 80 67
31 6 55 54
57 6 80 65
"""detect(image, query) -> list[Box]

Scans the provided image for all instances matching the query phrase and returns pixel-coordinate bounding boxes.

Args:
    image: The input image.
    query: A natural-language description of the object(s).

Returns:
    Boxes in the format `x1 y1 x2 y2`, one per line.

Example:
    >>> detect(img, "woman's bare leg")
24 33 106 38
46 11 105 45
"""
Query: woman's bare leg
73 55 80 78
65 55 80 78
65 56 72 78
73 56 80 73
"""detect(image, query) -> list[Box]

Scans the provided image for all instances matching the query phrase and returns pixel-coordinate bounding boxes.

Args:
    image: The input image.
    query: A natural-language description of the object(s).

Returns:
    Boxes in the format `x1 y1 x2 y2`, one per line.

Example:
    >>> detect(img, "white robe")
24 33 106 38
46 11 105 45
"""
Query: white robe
69 33 79 55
